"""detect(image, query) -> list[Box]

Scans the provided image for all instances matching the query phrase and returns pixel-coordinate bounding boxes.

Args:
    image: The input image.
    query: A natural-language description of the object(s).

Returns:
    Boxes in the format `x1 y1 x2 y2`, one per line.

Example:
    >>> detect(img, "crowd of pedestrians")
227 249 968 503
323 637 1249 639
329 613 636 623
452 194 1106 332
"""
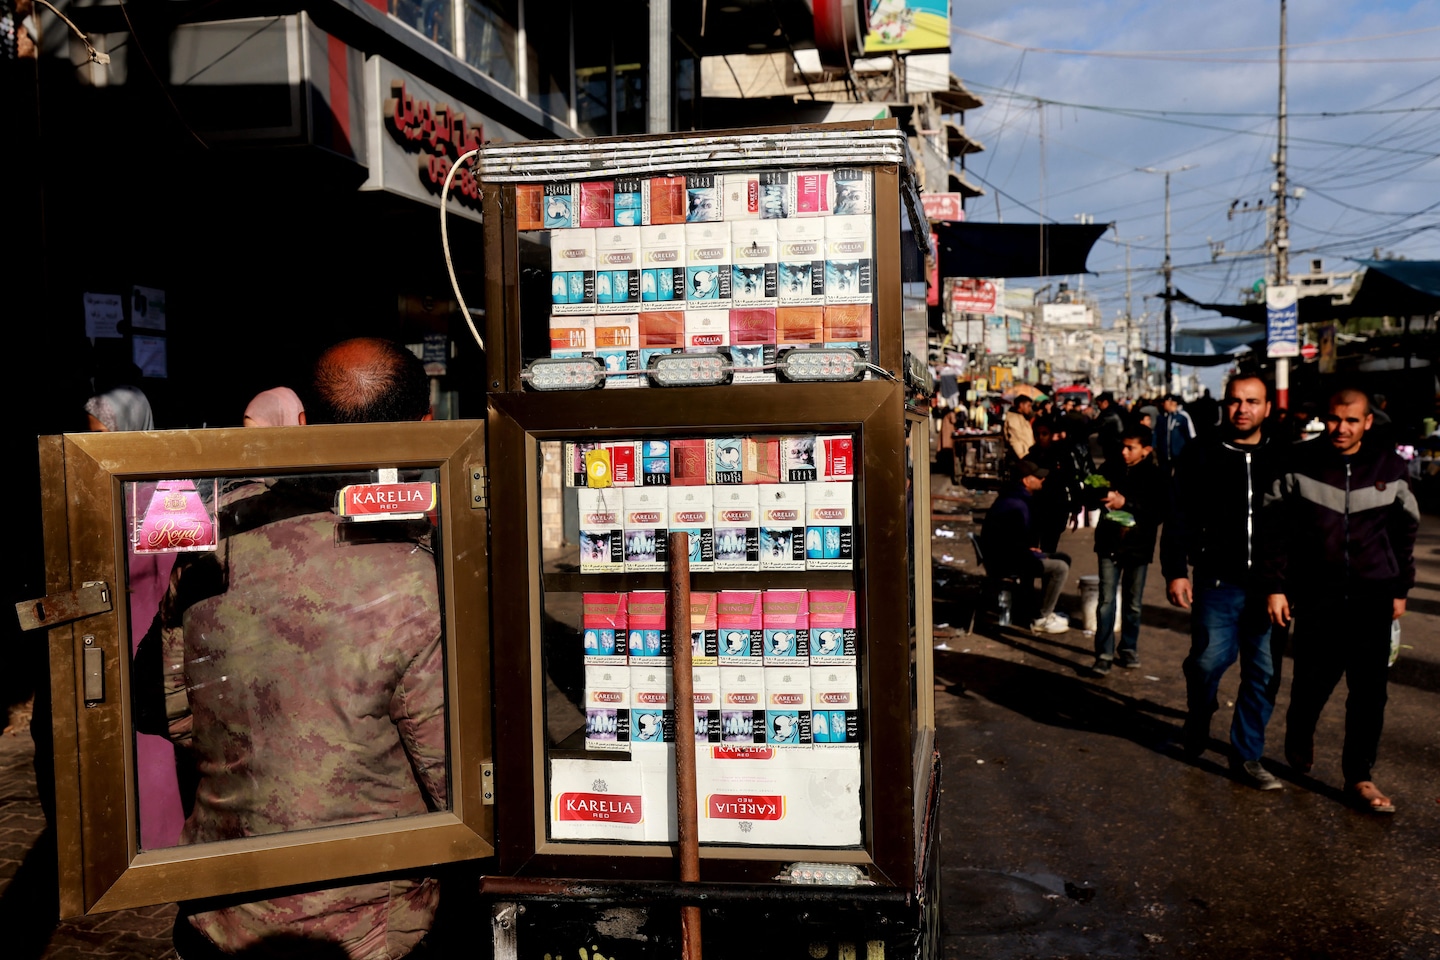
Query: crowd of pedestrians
977 375 1418 815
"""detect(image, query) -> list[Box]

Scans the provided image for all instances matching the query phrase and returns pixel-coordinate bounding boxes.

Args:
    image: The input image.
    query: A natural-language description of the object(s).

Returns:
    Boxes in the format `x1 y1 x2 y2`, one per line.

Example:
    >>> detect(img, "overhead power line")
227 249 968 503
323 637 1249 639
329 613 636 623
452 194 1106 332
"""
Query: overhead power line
954 24 1440 63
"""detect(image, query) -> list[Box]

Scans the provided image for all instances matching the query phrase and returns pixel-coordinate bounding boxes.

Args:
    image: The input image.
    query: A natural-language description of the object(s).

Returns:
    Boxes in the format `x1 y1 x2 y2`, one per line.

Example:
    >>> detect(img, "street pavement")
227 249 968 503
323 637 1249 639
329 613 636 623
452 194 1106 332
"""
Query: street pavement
2 494 1437 959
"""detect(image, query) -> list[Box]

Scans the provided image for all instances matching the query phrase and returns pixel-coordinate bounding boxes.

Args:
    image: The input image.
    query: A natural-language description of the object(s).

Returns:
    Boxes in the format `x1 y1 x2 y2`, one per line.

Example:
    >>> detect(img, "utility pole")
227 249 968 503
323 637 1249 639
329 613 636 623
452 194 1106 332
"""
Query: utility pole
1140 165 1195 393
1073 213 1094 297
1273 0 1292 410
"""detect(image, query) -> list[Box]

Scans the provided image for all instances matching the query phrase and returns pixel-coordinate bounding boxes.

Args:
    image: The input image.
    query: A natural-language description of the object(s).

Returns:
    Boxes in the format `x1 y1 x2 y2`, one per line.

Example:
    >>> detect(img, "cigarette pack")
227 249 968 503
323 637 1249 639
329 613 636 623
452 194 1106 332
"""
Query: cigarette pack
804 481 853 570
670 438 708 486
719 666 766 744
629 665 674 746
776 219 826 307
790 171 830 217
684 308 730 353
640 438 672 487
516 183 544 231
667 485 714 573
639 225 685 310
817 434 856 481
566 440 641 488
824 215 874 306
626 589 671 662
764 666 812 745
781 435 818 482
807 589 857 665
614 177 644 226
832 168 873 216
759 483 807 570
579 180 615 228
691 666 722 742
713 486 760 572
689 591 719 666
729 308 777 384
762 589 810 664
823 304 873 369
776 306 825 348
759 170 790 219
582 592 628 666
742 436 781 485
564 441 599 486
622 487 668 572
596 227 641 314
549 315 594 359
543 183 576 228
684 222 731 304
594 315 640 388
644 175 687 225
717 590 763 664
577 488 624 573
639 311 684 375
722 173 760 221
685 173 723 223
730 221 778 304
810 664 860 744
584 664 630 752
708 437 744 485
550 228 597 315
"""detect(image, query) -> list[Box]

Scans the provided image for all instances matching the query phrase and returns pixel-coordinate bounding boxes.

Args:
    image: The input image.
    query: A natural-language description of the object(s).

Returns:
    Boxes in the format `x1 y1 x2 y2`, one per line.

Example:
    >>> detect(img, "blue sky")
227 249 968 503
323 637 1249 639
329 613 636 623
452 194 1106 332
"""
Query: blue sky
949 0 1440 380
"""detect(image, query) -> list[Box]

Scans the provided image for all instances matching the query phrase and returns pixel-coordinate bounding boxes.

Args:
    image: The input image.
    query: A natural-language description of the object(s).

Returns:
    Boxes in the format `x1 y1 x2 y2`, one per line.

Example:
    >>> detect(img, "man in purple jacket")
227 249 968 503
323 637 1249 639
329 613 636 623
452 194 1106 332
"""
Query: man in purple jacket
1264 388 1418 815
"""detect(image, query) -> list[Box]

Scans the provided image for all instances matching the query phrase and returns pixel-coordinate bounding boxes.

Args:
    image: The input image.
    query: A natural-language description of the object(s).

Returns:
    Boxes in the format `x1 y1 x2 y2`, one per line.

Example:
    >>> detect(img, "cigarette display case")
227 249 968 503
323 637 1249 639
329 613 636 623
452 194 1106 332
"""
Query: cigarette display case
480 121 939 892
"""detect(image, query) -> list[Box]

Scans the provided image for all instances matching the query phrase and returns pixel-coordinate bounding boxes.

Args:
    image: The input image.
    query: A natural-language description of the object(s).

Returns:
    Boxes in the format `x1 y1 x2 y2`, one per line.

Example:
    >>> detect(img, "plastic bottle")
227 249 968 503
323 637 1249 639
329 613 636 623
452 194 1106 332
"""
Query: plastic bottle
997 589 1012 627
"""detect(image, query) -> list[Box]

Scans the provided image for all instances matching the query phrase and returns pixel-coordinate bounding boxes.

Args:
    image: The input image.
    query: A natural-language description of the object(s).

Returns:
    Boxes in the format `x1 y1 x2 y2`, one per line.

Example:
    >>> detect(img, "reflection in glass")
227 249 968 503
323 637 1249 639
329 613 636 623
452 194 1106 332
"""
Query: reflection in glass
391 0 454 50
127 471 449 851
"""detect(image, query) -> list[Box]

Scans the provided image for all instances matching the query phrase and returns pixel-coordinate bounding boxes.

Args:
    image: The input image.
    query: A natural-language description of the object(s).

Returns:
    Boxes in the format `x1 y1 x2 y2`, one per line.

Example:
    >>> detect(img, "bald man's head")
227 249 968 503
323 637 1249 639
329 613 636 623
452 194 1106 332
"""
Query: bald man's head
309 338 431 424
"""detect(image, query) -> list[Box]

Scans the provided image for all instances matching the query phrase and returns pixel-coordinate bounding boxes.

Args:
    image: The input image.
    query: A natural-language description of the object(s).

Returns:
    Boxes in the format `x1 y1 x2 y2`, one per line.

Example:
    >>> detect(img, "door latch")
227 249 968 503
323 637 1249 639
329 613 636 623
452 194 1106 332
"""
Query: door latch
15 581 112 632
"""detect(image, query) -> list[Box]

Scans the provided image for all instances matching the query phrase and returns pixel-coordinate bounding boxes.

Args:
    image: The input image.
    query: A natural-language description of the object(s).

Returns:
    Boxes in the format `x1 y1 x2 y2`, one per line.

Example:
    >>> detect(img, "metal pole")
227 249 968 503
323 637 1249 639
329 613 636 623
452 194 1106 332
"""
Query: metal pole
649 0 671 133
667 531 701 960
1163 173 1174 394
1274 0 1291 410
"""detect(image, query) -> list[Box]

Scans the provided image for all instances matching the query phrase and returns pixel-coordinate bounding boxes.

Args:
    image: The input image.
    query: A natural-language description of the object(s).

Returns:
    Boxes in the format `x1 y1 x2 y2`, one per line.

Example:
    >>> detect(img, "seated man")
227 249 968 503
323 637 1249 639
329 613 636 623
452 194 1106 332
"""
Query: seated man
980 460 1072 634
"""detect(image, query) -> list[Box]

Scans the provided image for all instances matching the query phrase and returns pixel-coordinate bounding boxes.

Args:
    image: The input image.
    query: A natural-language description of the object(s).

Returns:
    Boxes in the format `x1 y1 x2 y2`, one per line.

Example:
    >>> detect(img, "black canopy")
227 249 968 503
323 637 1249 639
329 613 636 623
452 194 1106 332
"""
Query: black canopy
933 221 1111 279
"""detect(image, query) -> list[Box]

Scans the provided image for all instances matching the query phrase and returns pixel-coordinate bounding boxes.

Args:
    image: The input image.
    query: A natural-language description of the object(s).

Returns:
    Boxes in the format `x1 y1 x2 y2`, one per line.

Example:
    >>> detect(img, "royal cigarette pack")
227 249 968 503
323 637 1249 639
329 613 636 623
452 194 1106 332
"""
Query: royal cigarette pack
759 483 807 571
639 225 685 310
776 219 826 307
626 589 671 662
550 227 597 315
762 589 810 665
689 591 719 666
594 315 640 388
629 665 674 746
578 180 615 228
718 665 766 744
730 220 779 304
577 488 624 573
763 666 812 746
595 226 641 314
644 175 686 225
804 480 853 570
622 487 668 573
776 306 825 348
585 664 630 752
810 664 860 745
717 590 764 664
639 311 684 372
807 589 857 665
670 438 709 486
824 215 873 306
515 183 544 231
713 485 760 572
823 304 874 372
729 308 777 384
684 222 731 304
582 592 628 666
667 486 715 573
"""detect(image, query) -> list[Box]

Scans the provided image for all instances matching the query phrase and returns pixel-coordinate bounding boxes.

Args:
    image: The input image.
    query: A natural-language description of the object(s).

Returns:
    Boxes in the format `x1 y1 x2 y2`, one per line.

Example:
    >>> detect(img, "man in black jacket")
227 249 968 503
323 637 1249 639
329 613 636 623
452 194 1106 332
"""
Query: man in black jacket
1087 424 1166 676
1160 373 1287 790
1264 388 1418 814
980 461 1072 635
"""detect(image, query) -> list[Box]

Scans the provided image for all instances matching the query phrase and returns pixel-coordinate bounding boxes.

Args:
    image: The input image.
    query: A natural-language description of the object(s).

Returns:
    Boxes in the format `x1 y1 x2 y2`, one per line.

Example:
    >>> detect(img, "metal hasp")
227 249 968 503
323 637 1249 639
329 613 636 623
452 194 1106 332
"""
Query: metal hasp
471 465 489 509
82 637 104 705
15 580 112 632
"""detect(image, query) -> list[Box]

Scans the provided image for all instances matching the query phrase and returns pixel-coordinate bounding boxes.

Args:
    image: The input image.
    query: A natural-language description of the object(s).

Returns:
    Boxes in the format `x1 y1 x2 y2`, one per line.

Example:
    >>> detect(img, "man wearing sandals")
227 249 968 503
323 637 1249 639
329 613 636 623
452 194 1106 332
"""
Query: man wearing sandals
1263 388 1417 815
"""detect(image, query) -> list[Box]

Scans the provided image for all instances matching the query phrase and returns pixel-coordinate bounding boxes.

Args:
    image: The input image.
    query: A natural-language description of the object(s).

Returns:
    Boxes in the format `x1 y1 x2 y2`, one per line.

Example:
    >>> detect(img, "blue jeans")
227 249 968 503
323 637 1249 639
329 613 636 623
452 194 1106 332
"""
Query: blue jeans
1181 578 1279 762
1094 557 1147 663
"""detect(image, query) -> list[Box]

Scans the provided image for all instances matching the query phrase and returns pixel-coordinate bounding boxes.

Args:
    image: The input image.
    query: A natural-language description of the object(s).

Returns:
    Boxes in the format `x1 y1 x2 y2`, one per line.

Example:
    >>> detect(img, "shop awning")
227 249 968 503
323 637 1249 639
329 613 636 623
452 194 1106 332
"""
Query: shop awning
934 221 1111 279
1349 259 1440 316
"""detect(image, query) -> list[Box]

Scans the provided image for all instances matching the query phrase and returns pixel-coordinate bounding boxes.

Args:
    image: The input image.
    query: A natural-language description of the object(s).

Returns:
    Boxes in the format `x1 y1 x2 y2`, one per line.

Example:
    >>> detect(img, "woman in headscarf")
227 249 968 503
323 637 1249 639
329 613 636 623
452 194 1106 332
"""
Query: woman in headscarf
84 385 154 432
242 386 306 427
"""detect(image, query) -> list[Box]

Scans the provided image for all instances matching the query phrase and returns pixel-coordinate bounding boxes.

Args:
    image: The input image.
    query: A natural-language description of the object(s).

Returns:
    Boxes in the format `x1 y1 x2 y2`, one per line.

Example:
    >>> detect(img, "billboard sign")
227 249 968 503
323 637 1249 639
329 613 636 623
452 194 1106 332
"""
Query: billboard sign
864 0 950 52
949 277 1000 315
1266 284 1299 358
921 193 965 222
1041 303 1089 326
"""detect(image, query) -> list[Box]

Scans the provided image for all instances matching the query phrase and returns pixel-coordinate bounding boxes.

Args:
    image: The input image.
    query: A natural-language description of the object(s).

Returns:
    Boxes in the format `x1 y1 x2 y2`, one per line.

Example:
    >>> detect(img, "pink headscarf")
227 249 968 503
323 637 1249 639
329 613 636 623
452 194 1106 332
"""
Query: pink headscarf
243 387 305 427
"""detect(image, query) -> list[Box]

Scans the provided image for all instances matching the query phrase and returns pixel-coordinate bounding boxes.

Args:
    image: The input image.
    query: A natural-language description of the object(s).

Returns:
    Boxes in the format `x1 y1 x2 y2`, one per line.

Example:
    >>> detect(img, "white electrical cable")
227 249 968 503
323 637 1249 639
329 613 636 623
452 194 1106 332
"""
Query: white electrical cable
441 148 484 354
